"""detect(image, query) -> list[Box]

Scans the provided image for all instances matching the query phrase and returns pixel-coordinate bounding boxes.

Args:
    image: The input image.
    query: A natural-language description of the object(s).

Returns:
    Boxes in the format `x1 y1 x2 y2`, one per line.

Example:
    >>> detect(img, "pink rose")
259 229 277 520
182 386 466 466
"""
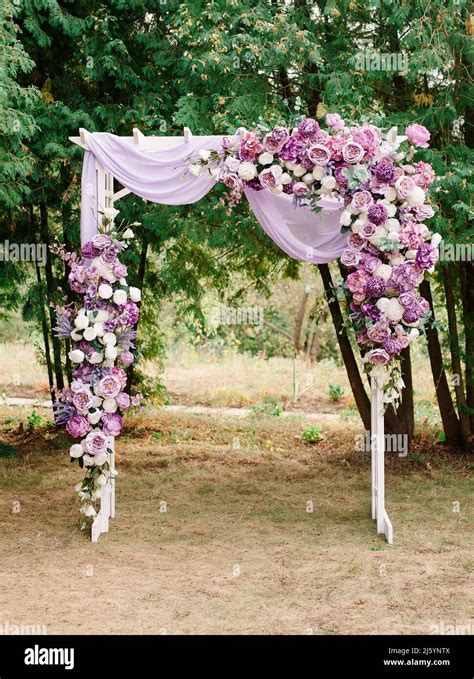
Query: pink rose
113 263 128 279
360 223 378 240
111 367 127 390
395 175 416 199
101 413 123 437
347 270 368 295
352 190 373 212
292 181 309 197
405 124 430 148
84 429 109 456
307 144 331 166
98 375 122 398
259 167 283 193
239 130 264 162
366 348 391 365
341 248 362 267
342 142 364 164
91 234 112 250
72 389 93 413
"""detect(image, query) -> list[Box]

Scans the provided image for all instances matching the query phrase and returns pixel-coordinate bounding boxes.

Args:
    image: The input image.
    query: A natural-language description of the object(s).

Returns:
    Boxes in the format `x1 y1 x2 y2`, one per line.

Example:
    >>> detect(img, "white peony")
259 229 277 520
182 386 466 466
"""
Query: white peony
94 322 105 337
105 345 118 361
321 175 336 190
292 165 306 178
405 250 417 260
280 173 292 185
88 410 102 425
93 309 109 322
375 264 392 281
340 211 352 227
122 228 134 240
102 332 117 346
102 398 117 413
82 454 95 467
302 173 315 184
285 161 296 171
83 326 97 342
258 152 274 165
88 351 103 364
69 349 85 363
98 284 113 299
376 297 390 313
237 162 257 181
388 231 400 242
407 186 425 206
128 286 141 303
74 314 89 330
70 444 84 458
199 149 211 161
384 187 397 202
312 166 325 181
386 218 400 232
409 328 420 342
94 452 108 466
385 299 404 322
113 289 127 305
71 329 83 342
380 200 397 217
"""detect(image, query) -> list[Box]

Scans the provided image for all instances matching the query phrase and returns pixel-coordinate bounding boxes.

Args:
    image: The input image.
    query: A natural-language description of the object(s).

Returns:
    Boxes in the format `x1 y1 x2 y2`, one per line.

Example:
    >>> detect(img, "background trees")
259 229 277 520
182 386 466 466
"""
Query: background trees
0 0 472 447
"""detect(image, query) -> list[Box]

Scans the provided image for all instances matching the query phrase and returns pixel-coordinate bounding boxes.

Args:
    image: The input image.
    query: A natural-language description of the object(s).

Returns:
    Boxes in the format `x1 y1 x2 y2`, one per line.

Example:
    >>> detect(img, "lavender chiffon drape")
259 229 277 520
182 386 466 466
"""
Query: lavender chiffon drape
80 131 346 263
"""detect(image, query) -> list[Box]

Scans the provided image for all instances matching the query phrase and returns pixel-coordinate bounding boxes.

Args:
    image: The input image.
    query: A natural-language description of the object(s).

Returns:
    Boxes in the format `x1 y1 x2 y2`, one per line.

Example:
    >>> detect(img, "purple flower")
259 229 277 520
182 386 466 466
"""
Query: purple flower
334 163 350 187
279 137 306 162
263 127 289 154
259 167 284 193
361 302 381 321
402 307 420 324
342 142 364 164
239 130 264 162
92 234 112 251
374 158 395 184
84 429 109 455
351 191 373 212
72 389 93 413
347 233 365 251
119 350 134 366
367 203 388 226
366 276 387 297
246 178 264 191
98 375 122 398
415 243 439 270
66 415 91 439
361 255 381 274
391 262 422 292
81 242 100 259
367 320 391 343
398 291 418 308
413 204 435 222
360 223 378 240
326 113 345 130
297 118 320 140
102 413 123 437
116 392 131 410
405 124 430 148
341 248 362 267
383 338 403 356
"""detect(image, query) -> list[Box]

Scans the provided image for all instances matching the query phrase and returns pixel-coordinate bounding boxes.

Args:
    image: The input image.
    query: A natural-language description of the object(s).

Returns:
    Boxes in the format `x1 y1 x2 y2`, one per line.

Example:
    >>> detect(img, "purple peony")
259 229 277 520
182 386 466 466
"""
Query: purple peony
307 143 331 166
415 243 439 270
391 262 422 292
367 203 388 226
297 117 320 140
366 276 387 297
116 392 131 410
119 350 134 366
361 302 381 321
341 248 362 267
84 429 109 456
367 320 391 343
366 348 391 365
374 158 395 184
263 127 289 154
279 137 306 162
66 415 91 439
98 375 122 398
402 307 420 324
383 338 403 356
101 413 123 437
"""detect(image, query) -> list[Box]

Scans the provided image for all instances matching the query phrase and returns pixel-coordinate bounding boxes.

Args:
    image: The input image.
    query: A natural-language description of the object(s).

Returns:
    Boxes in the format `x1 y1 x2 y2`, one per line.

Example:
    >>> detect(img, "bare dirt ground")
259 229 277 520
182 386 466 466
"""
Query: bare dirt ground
0 407 472 635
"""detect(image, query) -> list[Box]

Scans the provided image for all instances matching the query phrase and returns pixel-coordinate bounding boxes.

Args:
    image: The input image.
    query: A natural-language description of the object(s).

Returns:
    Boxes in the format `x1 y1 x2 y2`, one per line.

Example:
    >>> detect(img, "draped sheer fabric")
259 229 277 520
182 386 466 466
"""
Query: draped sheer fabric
80 132 346 262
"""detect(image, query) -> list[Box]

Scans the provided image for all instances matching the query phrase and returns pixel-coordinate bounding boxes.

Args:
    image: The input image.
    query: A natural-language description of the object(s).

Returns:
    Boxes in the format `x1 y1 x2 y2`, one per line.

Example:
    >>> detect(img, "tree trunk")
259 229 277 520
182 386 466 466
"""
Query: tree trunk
318 263 371 429
39 202 64 392
419 279 460 446
460 262 474 431
398 346 415 444
444 265 471 443
293 286 310 353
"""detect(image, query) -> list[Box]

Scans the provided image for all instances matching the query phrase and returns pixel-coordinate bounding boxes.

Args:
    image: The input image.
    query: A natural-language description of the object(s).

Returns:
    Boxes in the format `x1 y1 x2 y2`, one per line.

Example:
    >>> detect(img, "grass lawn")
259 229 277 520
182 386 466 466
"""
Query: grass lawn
0 405 471 635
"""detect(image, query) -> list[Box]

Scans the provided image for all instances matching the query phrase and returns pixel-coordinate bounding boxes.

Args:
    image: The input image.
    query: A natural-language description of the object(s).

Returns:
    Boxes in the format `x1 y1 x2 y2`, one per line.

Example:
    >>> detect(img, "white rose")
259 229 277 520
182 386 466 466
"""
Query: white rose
199 149 211 161
103 398 117 413
321 176 336 190
69 349 85 363
91 395 102 408
388 231 400 242
384 187 397 202
292 164 306 178
285 161 296 171
122 228 134 240
128 286 141 303
103 207 120 221
376 298 390 313
258 152 274 165
94 309 109 322
113 289 127 305
339 211 352 227
70 444 84 458
375 264 392 281
385 299 404 322
74 314 89 330
83 326 97 341
280 173 292 185
312 166 325 181
82 454 95 468
105 345 118 361
94 322 105 337
87 410 102 425
409 328 420 342
71 329 83 342
237 162 257 181
88 351 103 364
407 186 425 206
98 284 113 299
405 250 417 260
94 452 108 467
269 164 283 177
102 332 117 346
432 233 442 248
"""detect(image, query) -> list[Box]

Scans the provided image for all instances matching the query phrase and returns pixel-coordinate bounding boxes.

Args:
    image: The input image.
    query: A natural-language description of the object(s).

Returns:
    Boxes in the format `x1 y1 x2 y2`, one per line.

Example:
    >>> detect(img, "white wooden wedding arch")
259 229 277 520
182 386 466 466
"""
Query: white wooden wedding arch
70 127 393 545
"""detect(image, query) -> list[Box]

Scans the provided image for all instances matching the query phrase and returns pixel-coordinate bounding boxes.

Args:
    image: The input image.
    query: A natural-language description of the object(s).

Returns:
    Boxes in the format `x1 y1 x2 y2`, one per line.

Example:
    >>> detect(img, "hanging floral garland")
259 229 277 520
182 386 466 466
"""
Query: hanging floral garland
54 210 142 526
188 114 440 404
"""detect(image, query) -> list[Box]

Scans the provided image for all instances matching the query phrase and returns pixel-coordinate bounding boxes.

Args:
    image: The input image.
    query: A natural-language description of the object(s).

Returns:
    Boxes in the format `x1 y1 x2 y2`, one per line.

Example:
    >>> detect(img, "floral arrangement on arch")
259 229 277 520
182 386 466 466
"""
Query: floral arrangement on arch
189 114 440 403
54 209 142 525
